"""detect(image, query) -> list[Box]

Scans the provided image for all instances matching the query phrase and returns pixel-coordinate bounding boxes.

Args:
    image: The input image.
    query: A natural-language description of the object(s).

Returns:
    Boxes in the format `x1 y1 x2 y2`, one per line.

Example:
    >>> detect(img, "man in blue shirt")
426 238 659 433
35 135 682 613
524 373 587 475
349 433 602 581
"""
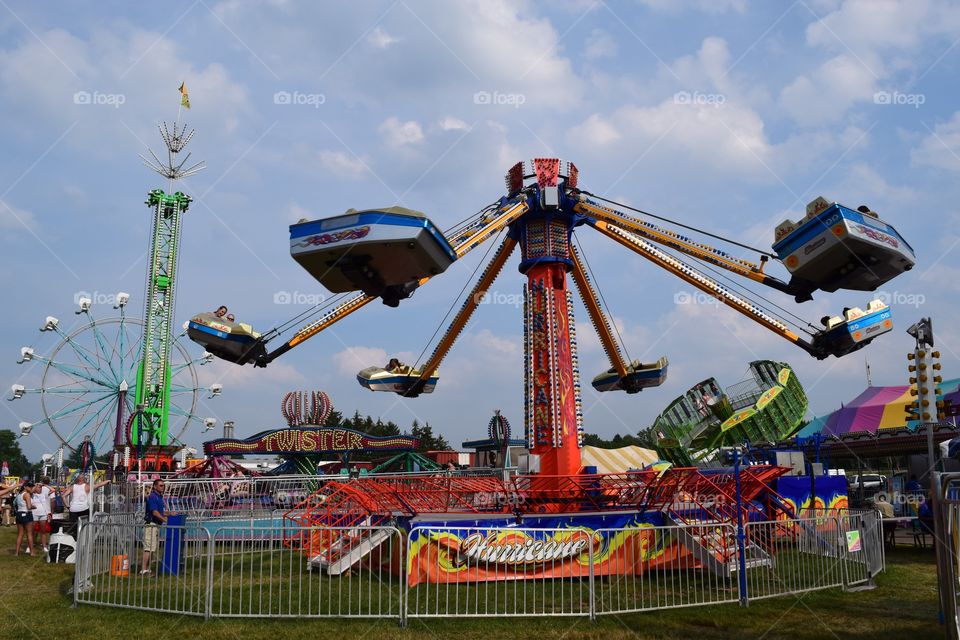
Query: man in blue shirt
140 479 167 575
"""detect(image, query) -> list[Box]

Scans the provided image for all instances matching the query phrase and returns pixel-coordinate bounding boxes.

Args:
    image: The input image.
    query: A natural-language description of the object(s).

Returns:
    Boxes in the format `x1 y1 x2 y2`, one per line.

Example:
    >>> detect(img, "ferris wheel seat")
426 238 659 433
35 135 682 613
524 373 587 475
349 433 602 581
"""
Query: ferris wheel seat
773 200 915 297
357 365 438 396
811 300 892 358
290 207 456 306
187 313 266 365
591 357 669 393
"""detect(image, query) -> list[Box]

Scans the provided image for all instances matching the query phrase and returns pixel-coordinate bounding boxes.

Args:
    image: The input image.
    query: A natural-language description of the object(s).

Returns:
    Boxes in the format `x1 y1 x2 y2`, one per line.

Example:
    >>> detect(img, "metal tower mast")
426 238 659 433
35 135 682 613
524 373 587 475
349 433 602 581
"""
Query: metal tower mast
134 122 205 448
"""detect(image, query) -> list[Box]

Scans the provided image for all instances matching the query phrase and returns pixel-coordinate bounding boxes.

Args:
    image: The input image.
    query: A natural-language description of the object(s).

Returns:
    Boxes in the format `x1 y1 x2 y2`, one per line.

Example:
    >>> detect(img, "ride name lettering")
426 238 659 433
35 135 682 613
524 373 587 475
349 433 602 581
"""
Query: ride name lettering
262 429 364 452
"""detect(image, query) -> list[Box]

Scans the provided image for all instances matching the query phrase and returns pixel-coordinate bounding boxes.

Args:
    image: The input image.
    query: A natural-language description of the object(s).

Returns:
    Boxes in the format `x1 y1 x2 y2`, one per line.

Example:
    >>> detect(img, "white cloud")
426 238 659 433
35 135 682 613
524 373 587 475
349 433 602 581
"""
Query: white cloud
569 113 621 145
367 26 399 49
911 111 960 171
0 200 37 231
316 150 369 178
197 359 305 390
806 0 960 55
584 28 617 60
378 117 425 147
568 97 773 179
286 202 314 223
438 116 470 131
779 54 877 126
0 26 251 150
333 346 389 377
636 0 746 12
331 346 417 377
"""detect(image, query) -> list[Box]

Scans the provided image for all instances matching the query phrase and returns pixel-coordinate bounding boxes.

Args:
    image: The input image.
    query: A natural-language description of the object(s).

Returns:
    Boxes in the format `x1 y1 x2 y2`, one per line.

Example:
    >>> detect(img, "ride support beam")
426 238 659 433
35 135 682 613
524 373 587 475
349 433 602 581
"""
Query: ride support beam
576 199 791 293
589 219 811 352
569 245 628 378
416 236 518 383
451 200 529 259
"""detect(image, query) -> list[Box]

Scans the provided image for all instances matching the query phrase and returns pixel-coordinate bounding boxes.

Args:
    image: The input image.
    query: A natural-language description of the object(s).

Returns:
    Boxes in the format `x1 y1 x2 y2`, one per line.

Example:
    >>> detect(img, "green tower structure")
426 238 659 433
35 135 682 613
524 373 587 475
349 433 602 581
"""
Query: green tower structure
132 122 205 450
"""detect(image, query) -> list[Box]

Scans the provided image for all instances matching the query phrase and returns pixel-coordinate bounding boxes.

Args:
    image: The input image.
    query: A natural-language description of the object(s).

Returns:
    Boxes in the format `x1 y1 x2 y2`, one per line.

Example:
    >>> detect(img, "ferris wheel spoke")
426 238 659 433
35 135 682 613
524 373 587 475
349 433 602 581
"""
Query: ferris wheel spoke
169 385 202 393
33 387 115 395
52 325 106 375
63 394 117 446
42 357 116 389
43 394 113 425
169 361 198 375
87 311 121 384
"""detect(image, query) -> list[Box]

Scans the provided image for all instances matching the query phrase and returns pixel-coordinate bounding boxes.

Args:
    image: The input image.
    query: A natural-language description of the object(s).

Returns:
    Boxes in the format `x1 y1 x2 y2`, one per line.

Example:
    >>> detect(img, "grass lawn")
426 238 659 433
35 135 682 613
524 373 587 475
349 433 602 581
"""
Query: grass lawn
0 525 943 639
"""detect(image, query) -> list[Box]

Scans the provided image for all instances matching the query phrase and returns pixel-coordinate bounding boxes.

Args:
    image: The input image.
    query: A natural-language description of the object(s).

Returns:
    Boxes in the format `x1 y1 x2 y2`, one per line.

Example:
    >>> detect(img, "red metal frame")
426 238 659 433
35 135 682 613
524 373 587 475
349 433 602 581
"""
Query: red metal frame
284 466 794 550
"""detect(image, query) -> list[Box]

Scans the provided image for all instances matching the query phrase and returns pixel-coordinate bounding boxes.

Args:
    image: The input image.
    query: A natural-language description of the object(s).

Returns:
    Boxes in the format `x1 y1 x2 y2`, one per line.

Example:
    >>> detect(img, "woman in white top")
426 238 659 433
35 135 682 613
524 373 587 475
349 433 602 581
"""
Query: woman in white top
14 481 35 556
65 473 110 534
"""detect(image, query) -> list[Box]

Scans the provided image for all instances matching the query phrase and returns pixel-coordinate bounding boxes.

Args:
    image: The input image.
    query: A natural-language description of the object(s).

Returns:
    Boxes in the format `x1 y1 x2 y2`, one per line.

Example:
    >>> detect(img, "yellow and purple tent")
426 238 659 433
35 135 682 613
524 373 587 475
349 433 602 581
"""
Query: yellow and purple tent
797 378 960 437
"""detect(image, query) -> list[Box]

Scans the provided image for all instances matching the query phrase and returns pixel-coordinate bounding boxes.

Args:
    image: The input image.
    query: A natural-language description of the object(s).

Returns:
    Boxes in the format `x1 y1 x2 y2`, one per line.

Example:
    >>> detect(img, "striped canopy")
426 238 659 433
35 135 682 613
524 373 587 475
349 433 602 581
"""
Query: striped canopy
797 378 960 437
580 445 659 474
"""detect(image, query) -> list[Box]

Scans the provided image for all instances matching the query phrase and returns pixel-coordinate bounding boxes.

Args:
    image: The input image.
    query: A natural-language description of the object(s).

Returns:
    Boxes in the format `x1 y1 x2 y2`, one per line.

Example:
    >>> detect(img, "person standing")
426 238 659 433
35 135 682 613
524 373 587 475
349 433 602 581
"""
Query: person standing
32 477 53 553
141 479 167 576
65 473 110 535
13 481 35 556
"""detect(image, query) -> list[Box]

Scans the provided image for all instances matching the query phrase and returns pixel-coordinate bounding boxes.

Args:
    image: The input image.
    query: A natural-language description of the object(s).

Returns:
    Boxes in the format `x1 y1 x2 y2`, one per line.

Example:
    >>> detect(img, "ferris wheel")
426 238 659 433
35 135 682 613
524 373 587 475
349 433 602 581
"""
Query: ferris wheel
9 293 222 455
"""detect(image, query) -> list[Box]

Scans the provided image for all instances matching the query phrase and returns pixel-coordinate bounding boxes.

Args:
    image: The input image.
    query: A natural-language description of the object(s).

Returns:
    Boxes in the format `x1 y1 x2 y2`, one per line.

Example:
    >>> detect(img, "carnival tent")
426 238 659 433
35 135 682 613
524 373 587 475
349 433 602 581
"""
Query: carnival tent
796 378 960 438
580 445 658 474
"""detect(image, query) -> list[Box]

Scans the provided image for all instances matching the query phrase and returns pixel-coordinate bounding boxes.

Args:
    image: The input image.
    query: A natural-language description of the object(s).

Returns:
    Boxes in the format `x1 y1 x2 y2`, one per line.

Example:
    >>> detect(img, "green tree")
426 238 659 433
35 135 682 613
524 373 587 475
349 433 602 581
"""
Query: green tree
323 409 343 427
0 429 33 476
411 421 451 452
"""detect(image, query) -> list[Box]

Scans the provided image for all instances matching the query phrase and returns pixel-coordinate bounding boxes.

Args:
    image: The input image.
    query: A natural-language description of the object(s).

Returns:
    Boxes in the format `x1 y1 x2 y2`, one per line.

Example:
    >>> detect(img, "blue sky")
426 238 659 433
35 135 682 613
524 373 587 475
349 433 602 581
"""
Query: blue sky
3 0 959 461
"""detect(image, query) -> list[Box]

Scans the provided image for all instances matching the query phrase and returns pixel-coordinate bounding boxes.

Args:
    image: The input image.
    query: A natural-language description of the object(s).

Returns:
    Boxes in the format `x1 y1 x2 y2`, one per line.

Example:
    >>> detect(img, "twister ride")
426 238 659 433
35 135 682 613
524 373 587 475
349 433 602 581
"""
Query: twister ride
184 158 914 583
10 121 221 472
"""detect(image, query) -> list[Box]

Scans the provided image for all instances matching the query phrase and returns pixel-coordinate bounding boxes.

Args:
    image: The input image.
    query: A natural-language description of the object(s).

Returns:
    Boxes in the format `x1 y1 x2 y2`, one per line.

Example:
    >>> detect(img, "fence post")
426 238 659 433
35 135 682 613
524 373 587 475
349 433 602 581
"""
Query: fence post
837 515 851 591
400 528 408 628
588 533 596 621
204 529 214 620
72 523 84 608
734 452 748 607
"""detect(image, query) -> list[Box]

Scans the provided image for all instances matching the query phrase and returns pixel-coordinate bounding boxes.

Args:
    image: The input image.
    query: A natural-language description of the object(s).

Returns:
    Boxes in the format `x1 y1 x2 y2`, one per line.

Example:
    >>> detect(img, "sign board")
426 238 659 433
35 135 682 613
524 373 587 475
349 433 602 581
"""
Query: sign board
203 427 418 456
846 530 862 553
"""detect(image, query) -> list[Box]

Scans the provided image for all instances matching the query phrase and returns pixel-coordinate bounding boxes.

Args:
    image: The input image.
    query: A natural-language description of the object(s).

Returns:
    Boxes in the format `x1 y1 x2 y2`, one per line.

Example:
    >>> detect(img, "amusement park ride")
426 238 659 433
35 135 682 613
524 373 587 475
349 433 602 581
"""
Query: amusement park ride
190 158 915 483
10 121 220 472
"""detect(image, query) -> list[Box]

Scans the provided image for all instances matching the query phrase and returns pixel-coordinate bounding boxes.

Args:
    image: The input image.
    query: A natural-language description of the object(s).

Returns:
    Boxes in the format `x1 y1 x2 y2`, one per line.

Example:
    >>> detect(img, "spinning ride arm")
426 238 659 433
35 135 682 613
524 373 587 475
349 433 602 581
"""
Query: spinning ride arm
411 235 518 390
574 198 794 296
254 199 530 366
569 245 629 378
589 219 819 357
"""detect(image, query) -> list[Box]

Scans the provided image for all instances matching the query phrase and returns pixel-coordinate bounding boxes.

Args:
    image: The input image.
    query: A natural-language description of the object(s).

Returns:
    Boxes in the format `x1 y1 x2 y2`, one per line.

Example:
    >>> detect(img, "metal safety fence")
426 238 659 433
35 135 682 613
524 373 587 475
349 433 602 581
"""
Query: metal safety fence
74 513 883 623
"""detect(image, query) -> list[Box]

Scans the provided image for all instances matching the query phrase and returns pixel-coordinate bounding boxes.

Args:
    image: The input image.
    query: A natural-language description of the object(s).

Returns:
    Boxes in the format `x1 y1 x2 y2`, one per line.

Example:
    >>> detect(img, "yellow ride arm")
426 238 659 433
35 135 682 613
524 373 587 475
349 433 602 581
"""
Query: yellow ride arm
569 245 629 378
589 219 810 351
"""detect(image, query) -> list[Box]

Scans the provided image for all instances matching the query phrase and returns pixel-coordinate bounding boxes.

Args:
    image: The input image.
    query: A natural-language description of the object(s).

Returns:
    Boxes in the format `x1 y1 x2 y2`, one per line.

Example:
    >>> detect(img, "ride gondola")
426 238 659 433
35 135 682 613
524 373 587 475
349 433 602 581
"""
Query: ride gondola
187 313 266 364
773 197 915 300
290 207 457 307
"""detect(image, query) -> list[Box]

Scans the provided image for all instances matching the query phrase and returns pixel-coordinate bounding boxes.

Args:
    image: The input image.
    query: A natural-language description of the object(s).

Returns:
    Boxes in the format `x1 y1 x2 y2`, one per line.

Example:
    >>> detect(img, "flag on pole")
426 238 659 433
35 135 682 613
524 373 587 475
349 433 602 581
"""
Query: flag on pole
179 82 191 109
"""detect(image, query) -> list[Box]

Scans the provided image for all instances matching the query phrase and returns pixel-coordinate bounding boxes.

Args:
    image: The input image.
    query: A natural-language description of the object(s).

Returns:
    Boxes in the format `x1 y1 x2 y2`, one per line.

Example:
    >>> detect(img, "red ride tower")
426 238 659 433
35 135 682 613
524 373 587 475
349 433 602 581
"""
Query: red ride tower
512 158 585 478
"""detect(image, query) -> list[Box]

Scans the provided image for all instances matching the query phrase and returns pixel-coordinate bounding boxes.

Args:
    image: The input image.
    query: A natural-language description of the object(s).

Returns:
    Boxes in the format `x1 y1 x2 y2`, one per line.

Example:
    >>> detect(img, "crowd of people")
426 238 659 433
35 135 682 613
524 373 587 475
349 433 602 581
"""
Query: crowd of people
0 474 108 556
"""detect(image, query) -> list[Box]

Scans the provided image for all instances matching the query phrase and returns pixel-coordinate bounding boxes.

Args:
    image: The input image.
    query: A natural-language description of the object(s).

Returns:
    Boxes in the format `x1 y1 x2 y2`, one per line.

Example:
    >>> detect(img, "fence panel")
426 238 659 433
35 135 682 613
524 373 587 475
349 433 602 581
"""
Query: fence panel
742 517 845 601
593 523 740 615
72 513 884 620
405 526 594 618
209 524 404 619
836 510 884 587
74 521 211 616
